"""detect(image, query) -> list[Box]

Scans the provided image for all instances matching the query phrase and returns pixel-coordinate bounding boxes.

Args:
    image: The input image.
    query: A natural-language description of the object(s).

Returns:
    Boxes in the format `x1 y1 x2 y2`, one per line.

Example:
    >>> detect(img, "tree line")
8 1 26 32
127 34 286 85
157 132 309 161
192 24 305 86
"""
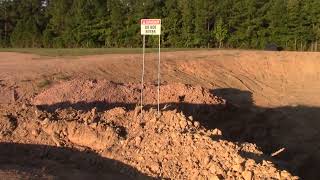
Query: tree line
1 0 320 51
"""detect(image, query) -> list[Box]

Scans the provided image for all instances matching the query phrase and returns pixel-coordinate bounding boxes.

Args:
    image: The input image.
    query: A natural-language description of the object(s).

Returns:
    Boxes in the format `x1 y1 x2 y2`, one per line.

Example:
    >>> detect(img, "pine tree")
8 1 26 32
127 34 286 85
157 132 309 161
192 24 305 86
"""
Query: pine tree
45 0 74 47
10 0 44 47
267 0 288 48
193 0 208 47
213 18 228 48
0 0 319 50
0 0 8 46
108 0 125 47
286 0 309 50
178 0 194 47
304 0 320 51
162 0 181 47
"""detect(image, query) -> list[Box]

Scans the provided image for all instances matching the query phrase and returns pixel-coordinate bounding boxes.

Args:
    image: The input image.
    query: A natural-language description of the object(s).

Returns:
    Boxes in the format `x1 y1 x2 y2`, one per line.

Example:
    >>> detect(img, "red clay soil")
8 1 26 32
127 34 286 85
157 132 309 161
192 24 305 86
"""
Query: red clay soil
3 50 320 179
0 101 298 179
0 80 298 179
2 50 320 107
32 79 223 108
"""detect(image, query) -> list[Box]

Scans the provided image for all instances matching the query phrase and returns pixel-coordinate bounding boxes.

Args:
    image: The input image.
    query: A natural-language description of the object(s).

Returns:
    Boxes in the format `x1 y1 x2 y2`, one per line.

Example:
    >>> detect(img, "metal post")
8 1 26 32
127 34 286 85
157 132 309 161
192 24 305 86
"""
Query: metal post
141 35 146 119
157 35 161 116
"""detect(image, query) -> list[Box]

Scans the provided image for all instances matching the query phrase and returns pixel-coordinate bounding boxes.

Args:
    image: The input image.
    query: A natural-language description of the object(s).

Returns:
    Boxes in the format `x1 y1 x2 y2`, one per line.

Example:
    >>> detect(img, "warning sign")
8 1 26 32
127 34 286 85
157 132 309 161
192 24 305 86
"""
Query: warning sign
141 19 161 35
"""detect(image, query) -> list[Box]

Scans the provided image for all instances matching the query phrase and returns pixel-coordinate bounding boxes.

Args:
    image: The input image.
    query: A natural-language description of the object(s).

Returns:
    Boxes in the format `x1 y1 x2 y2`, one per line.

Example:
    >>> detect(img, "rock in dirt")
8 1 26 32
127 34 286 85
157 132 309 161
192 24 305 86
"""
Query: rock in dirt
31 129 40 136
179 120 188 129
208 175 220 180
0 115 17 136
134 136 142 146
194 121 200 128
0 88 17 104
212 128 222 136
51 132 62 147
232 164 244 173
242 170 253 180
67 122 119 151
40 118 50 125
149 162 160 173
203 155 211 167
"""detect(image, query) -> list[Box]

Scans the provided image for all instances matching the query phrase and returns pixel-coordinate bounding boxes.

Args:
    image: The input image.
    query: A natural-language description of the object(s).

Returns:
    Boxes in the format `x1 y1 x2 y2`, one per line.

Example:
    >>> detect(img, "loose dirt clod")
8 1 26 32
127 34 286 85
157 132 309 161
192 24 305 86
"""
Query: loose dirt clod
242 170 253 180
66 122 119 151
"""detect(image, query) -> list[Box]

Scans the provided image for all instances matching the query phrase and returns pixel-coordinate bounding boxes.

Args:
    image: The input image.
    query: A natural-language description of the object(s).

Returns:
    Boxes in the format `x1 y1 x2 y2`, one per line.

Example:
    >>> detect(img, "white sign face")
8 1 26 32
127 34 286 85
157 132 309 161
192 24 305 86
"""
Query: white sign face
141 19 161 35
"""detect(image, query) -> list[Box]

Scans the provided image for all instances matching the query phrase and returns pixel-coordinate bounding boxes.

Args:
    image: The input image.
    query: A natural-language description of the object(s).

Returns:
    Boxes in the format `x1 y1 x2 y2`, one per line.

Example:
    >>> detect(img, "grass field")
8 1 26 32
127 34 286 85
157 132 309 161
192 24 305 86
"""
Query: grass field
0 48 203 56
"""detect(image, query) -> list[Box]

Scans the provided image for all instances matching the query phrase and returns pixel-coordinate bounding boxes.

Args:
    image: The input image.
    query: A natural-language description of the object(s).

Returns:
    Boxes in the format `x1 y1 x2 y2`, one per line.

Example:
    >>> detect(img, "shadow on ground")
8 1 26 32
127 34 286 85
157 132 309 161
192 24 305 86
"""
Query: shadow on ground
210 88 320 180
36 88 320 180
0 143 154 180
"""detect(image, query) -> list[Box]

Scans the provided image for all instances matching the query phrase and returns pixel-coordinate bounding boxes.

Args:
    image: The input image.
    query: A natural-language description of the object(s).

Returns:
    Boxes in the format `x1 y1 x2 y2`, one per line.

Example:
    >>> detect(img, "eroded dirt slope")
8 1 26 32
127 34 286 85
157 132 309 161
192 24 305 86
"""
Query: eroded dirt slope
1 50 320 106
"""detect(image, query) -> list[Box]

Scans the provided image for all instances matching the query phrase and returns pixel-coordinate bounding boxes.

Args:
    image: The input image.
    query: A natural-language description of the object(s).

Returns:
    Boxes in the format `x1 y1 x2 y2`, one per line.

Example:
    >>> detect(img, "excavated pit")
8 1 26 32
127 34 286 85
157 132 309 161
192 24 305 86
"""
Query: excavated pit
2 50 320 179
29 79 320 179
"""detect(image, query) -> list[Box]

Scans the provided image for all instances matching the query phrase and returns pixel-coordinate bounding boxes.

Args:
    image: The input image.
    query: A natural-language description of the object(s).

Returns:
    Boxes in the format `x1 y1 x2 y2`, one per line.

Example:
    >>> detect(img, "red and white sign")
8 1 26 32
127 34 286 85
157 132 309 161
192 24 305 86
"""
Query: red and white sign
141 19 161 35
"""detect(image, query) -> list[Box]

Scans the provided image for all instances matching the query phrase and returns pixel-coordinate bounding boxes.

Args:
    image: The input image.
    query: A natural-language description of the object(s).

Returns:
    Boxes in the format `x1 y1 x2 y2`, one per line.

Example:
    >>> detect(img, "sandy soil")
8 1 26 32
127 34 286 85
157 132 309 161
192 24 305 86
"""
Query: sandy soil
1 50 320 179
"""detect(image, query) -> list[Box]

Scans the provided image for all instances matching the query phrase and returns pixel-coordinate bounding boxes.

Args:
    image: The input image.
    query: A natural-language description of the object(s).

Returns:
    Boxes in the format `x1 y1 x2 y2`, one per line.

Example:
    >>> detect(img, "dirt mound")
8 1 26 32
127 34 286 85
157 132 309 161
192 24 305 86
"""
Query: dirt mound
0 102 298 179
32 79 223 111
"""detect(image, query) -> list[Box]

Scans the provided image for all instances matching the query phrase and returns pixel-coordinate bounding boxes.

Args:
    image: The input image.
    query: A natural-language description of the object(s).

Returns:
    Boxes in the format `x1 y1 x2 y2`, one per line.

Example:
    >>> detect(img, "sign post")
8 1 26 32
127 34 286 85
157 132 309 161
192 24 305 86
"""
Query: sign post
140 19 161 117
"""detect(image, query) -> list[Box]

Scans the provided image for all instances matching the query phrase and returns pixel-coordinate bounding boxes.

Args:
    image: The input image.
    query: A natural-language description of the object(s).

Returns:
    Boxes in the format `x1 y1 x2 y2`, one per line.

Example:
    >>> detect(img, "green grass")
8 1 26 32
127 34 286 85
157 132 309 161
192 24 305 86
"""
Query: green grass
0 48 204 57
